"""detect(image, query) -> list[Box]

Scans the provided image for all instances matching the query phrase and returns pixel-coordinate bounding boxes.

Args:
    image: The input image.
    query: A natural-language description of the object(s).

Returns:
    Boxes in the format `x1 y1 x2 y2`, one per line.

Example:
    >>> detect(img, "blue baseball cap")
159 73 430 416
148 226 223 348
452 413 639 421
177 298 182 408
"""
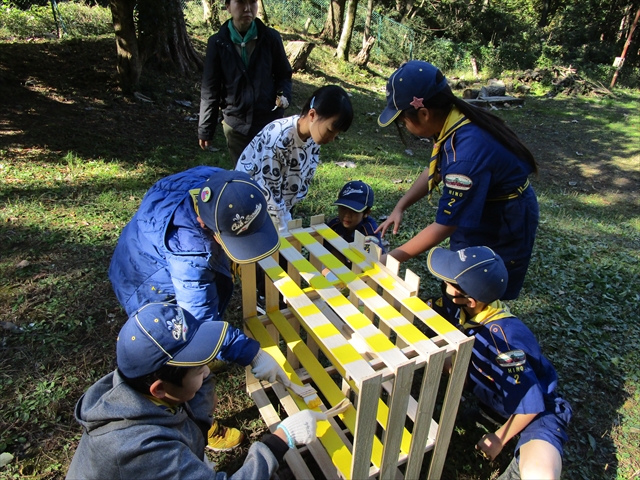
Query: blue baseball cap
378 61 449 127
197 170 280 264
334 180 374 212
426 246 508 303
117 303 229 378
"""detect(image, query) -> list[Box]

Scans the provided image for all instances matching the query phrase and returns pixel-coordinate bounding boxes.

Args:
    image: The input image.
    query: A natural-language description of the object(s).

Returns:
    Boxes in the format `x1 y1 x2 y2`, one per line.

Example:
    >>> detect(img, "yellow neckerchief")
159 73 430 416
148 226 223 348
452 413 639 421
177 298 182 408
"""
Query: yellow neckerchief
144 394 178 414
427 106 471 199
189 188 201 217
459 300 513 331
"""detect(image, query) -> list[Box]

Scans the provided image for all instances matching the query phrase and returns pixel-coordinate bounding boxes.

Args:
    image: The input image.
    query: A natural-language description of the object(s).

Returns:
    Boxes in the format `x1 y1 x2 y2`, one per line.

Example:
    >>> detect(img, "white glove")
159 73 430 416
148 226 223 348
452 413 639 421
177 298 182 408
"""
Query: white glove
251 350 286 383
276 95 289 109
277 410 327 448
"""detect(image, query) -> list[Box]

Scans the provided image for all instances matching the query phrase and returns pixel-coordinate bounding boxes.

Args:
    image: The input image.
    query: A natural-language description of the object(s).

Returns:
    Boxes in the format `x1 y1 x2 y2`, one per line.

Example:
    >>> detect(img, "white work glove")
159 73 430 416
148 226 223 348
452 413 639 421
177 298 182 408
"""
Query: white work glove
277 410 327 448
251 349 286 383
276 95 289 109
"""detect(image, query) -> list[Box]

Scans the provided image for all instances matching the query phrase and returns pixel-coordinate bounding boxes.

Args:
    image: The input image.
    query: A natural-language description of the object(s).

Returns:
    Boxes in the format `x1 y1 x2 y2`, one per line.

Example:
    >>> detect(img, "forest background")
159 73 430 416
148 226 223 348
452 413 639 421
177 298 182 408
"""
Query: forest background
0 0 639 479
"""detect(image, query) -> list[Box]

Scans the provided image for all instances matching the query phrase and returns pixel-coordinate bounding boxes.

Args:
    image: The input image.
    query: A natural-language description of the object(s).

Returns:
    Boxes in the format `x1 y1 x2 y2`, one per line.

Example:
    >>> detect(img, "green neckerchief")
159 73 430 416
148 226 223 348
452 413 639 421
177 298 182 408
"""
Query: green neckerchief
228 19 258 67
427 106 471 200
459 300 513 330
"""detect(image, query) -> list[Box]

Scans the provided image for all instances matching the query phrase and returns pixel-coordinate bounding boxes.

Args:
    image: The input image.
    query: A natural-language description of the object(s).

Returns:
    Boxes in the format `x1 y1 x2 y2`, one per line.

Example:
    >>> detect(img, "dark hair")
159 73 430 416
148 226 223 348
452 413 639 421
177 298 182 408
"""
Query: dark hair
119 364 189 395
401 71 537 175
301 85 354 132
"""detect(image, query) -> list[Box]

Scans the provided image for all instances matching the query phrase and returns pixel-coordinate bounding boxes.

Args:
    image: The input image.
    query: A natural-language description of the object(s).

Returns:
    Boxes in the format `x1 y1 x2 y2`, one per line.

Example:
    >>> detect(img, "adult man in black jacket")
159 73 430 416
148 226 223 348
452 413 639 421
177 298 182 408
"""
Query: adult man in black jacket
198 0 293 163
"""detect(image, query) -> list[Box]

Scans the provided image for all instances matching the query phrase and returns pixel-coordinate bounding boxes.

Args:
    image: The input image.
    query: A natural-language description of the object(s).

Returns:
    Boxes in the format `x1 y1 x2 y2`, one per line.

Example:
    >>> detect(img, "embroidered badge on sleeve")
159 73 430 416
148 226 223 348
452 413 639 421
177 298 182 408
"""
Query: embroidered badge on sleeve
444 174 473 191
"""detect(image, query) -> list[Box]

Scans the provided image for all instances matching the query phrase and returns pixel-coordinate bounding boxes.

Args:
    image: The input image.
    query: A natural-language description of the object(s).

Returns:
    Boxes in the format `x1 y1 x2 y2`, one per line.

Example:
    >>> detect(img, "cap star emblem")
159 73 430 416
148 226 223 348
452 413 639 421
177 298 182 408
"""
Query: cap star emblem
410 97 424 109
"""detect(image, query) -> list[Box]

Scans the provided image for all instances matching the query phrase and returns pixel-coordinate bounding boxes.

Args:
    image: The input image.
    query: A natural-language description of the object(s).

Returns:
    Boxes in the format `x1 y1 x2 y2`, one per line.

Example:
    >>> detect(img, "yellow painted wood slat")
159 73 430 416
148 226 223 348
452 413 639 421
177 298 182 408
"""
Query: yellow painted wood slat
245 316 354 478
259 256 375 385
264 309 387 471
287 232 447 358
313 224 467 344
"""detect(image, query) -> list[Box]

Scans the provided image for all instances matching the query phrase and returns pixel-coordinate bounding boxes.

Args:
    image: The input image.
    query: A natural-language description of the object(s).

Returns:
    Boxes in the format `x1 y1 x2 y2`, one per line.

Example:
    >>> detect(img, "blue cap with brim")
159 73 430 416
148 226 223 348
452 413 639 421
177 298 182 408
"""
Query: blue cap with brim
196 170 280 265
117 303 229 378
378 60 449 127
426 246 508 303
333 180 374 213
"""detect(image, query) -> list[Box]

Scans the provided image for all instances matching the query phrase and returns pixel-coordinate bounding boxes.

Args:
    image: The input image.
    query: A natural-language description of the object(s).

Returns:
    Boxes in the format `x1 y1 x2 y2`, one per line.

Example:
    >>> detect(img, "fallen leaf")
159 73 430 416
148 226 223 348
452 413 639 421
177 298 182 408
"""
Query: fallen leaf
0 452 14 468
576 152 583 156
0 322 21 332
568 181 577 186
393 179 403 184
174 99 192 107
405 149 414 156
16 260 30 268
588 433 596 452
334 161 356 168
133 92 153 103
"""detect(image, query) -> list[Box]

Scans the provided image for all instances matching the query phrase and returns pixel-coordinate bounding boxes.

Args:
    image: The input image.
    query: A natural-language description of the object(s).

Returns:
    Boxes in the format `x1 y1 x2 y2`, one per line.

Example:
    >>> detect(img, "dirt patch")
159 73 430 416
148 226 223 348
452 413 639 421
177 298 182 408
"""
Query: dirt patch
0 37 204 164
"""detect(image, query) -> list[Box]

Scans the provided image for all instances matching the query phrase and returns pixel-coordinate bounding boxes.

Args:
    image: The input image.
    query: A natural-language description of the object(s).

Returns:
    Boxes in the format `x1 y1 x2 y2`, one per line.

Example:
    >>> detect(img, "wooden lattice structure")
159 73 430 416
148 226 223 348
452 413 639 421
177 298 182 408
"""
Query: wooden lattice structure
241 216 474 479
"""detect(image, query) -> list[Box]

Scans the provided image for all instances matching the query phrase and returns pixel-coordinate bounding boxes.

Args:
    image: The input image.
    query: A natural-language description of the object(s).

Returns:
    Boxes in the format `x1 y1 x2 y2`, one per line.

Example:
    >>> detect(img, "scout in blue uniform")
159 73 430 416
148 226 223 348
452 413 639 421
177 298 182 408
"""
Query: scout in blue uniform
427 246 571 480
377 61 539 300
108 167 288 451
327 180 386 254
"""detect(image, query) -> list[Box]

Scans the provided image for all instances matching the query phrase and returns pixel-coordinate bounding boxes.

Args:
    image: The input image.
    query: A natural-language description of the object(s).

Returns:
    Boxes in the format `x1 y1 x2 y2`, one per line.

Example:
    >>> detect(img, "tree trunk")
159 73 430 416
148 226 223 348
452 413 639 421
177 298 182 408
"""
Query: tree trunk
138 0 203 75
354 35 375 66
402 0 413 21
285 41 315 72
109 0 141 93
362 0 373 49
257 0 269 25
202 0 220 29
336 0 358 61
538 0 551 28
321 0 346 44
611 5 640 88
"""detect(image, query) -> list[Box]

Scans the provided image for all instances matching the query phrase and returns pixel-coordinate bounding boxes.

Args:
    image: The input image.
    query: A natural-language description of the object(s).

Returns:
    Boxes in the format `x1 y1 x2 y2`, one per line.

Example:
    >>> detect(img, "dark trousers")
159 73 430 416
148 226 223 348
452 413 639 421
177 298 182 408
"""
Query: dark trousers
222 121 252 165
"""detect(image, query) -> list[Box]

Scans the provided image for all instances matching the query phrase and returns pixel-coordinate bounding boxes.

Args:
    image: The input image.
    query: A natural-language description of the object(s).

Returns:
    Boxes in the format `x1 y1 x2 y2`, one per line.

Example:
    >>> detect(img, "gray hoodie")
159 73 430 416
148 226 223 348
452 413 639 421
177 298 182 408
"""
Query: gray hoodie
66 370 283 479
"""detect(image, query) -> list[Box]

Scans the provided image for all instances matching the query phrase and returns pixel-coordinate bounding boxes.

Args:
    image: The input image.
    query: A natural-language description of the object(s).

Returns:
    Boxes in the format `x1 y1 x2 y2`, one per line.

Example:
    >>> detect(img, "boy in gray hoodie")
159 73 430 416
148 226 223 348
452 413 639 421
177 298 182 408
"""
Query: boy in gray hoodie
66 302 325 479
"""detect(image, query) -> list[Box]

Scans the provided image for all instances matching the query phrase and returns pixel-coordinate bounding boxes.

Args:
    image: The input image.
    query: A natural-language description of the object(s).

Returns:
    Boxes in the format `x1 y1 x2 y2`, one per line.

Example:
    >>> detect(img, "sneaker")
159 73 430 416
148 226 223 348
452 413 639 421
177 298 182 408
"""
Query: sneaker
206 420 245 451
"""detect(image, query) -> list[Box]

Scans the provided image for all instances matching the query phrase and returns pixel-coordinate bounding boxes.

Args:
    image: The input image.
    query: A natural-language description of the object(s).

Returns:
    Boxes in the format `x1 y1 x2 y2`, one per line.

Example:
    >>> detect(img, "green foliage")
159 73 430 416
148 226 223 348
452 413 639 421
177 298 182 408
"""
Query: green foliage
0 1 55 38
0 0 111 39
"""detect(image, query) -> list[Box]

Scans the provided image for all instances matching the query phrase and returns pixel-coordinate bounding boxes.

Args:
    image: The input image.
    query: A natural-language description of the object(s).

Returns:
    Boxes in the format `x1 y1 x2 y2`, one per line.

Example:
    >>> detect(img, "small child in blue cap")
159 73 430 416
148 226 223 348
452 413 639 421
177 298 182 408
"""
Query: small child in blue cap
66 302 325 479
426 246 571 480
327 180 386 255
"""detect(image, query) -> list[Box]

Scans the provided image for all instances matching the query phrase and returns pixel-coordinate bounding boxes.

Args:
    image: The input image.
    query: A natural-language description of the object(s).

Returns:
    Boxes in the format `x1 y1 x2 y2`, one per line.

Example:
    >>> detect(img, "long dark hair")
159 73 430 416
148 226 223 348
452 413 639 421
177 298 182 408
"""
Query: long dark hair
301 85 354 132
402 73 538 174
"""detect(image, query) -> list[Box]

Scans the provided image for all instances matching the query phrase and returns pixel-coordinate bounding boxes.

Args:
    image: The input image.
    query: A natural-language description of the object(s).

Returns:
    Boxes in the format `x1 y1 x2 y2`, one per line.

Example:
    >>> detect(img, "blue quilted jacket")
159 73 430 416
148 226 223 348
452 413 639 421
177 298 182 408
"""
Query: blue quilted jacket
108 166 259 366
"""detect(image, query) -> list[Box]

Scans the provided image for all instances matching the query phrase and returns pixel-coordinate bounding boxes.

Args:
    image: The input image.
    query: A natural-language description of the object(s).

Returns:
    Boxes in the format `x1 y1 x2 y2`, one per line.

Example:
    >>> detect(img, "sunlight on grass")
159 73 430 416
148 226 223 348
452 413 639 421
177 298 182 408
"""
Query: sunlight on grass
1 31 639 480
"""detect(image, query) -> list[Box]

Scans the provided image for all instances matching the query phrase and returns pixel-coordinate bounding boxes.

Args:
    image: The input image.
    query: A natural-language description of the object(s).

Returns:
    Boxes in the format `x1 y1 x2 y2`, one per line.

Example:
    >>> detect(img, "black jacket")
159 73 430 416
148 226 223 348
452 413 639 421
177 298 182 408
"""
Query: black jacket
198 19 293 140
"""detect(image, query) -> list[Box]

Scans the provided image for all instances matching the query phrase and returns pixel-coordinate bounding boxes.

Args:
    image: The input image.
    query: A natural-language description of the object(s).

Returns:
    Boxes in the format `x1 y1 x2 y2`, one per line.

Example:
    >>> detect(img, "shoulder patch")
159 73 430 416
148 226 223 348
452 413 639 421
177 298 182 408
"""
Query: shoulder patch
444 173 473 191
495 349 526 368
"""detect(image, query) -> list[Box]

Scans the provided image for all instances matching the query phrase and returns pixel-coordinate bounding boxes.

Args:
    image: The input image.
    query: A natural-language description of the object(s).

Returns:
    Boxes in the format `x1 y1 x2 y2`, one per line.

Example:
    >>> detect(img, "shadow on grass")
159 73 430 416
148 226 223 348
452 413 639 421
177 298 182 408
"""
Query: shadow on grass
1 36 638 479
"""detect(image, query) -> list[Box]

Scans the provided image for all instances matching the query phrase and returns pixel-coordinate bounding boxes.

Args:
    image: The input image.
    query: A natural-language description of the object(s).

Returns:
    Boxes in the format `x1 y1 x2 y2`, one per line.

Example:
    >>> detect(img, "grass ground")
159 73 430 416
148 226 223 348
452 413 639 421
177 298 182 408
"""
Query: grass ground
1 24 639 480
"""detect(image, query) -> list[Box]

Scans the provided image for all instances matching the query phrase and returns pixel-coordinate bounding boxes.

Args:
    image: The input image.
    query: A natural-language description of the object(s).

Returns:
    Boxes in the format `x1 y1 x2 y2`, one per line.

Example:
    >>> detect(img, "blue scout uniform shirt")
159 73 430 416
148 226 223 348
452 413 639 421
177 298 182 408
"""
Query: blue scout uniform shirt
457 303 558 418
434 123 539 299
108 166 259 366
327 216 387 254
